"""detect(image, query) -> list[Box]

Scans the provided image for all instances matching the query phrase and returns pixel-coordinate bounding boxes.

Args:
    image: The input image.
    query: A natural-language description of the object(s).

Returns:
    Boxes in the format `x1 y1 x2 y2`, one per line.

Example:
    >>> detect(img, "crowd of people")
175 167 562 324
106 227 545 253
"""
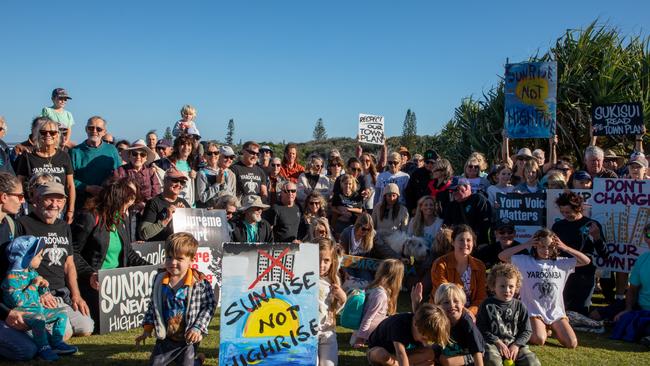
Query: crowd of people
0 88 649 365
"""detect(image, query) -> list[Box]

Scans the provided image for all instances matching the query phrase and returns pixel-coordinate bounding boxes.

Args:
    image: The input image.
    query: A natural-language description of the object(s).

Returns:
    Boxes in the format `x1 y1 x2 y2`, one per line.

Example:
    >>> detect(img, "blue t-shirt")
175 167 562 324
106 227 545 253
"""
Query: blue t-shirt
630 251 650 310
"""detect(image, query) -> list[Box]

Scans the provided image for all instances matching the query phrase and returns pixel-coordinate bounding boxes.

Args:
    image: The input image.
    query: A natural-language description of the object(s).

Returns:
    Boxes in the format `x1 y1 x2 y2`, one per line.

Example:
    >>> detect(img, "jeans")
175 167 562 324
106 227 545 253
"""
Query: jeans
0 320 38 361
318 330 338 366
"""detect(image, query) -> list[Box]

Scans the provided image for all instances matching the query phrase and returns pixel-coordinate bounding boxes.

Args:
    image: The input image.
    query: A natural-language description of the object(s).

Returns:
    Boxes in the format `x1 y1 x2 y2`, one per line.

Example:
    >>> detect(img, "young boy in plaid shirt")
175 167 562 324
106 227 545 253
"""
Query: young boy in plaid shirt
136 232 216 366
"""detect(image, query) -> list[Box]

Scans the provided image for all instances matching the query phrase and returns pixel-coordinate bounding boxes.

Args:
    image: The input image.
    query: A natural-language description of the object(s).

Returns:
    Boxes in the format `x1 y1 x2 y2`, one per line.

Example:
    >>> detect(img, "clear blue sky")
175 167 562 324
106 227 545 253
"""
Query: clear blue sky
1 0 648 144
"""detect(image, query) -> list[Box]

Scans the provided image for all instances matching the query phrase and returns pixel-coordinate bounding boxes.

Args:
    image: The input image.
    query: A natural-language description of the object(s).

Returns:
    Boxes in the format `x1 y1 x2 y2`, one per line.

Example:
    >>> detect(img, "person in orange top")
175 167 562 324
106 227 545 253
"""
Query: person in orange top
279 143 304 183
431 224 487 317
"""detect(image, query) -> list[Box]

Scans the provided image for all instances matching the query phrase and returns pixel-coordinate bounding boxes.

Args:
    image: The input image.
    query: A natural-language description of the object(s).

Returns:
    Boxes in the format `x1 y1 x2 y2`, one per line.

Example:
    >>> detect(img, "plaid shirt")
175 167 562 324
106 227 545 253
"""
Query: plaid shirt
142 269 216 339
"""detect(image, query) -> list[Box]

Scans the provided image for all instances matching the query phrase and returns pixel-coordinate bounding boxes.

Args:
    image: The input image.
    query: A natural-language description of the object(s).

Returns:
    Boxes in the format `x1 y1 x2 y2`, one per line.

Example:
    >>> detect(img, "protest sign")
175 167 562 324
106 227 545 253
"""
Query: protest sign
496 192 546 241
591 178 650 272
592 102 644 136
504 62 557 138
173 208 229 245
173 208 229 299
358 113 385 145
546 189 592 228
97 265 159 334
219 242 319 365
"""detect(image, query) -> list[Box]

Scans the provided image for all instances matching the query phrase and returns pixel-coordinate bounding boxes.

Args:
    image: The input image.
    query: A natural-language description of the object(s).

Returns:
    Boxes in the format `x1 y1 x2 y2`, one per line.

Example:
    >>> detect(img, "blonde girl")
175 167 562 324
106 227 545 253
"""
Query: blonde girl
351 259 405 348
434 283 484 366
318 238 347 366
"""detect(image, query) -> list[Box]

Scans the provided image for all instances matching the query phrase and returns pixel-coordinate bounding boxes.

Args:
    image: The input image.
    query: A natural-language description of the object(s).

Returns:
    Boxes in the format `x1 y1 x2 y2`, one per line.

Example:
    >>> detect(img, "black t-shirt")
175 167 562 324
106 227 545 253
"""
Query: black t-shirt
230 161 267 198
263 204 302 242
551 216 608 275
368 313 422 354
16 213 73 291
448 311 485 355
16 150 73 186
140 195 190 242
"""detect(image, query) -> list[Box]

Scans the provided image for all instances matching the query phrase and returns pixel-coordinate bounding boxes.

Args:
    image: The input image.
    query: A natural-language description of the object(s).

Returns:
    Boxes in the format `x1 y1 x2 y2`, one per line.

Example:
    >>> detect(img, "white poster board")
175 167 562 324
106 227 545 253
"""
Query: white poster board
358 113 385 145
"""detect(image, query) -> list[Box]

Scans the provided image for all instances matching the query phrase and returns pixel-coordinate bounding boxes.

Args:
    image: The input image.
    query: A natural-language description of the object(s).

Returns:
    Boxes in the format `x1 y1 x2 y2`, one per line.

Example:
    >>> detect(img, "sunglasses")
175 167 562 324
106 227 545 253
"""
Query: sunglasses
359 226 371 233
244 149 259 155
156 146 168 151
131 151 147 158
308 201 320 205
223 156 235 160
40 130 59 137
205 151 219 156
271 163 281 167
350 167 362 172
388 161 399 165
468 165 480 169
7 192 25 200
283 189 297 194
86 126 104 132
59 128 69 134
170 178 187 186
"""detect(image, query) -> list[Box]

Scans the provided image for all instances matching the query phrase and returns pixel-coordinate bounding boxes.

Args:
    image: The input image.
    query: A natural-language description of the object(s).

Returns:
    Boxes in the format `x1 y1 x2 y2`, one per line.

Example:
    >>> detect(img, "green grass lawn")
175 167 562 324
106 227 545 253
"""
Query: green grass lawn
1 293 649 365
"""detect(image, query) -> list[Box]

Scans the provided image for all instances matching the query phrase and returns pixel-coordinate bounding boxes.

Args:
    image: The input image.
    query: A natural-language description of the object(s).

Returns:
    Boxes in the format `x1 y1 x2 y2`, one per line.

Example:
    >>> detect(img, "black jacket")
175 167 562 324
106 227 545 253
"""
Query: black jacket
404 167 433 213
72 211 150 280
231 218 274 243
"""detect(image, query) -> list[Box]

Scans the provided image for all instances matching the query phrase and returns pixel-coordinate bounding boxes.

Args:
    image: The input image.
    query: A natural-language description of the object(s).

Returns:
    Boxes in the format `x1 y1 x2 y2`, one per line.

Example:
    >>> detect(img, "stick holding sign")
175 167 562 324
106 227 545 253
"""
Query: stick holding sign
358 113 385 145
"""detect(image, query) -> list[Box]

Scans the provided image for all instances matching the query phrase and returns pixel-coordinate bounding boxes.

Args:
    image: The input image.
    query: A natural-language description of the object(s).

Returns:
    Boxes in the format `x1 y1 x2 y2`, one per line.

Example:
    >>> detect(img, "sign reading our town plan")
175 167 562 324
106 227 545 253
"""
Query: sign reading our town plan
358 113 385 145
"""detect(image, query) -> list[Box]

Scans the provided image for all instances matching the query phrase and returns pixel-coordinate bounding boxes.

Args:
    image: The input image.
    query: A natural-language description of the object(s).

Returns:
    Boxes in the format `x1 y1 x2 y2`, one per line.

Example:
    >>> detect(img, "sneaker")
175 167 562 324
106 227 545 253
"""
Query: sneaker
52 341 78 355
38 346 60 361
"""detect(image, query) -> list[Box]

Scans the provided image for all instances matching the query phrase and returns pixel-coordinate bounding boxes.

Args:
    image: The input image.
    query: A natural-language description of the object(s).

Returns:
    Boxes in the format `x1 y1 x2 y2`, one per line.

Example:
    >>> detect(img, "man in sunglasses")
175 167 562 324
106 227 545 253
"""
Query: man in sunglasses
442 177 492 246
139 169 190 242
263 182 301 243
476 218 527 269
69 116 122 209
230 141 268 202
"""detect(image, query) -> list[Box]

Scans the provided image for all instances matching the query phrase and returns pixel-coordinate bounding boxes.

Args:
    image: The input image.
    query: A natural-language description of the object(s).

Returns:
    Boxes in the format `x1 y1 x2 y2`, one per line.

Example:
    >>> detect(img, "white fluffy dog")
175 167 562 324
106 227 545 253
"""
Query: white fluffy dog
377 231 430 262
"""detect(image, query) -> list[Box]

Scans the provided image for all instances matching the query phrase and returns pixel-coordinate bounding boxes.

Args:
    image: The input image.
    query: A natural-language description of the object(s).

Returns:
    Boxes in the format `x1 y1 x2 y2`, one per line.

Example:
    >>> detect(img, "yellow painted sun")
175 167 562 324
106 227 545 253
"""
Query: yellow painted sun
243 298 300 338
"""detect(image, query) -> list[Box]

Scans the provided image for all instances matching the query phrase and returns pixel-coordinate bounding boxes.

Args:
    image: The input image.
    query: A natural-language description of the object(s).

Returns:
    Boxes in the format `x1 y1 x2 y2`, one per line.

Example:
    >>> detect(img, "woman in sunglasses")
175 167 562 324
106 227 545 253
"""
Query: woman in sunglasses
113 139 160 214
373 152 410 207
296 154 331 205
16 117 75 223
298 191 328 240
461 155 490 195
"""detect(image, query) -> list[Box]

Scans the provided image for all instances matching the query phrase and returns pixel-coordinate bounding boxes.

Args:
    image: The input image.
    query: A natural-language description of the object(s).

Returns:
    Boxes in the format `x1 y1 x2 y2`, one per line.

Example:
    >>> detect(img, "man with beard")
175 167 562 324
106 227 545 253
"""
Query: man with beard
231 195 273 243
16 181 94 336
69 116 121 208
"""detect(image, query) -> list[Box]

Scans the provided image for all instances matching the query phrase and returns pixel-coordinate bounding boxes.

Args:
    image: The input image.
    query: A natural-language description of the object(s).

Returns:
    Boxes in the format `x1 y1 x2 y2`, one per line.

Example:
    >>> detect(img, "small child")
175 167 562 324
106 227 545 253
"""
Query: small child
173 105 198 137
318 238 347 366
136 232 216 366
367 303 450 366
1 236 78 361
351 259 404 348
476 263 540 366
498 228 590 349
434 283 485 366
41 88 74 147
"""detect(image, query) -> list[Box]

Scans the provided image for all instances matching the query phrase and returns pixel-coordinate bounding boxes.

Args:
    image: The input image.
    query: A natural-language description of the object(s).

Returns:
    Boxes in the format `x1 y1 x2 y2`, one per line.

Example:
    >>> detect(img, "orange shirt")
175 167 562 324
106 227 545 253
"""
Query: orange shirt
279 163 305 183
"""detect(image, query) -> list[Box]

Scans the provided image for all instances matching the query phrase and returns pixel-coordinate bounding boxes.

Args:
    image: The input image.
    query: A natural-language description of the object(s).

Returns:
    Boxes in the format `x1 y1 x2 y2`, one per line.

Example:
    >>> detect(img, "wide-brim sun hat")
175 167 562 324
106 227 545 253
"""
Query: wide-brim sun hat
238 195 270 211
125 139 156 165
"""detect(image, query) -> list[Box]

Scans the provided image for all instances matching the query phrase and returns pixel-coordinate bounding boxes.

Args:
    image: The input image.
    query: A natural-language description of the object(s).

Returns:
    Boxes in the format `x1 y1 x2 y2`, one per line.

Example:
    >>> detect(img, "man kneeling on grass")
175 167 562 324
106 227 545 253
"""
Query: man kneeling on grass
367 303 450 366
135 232 216 366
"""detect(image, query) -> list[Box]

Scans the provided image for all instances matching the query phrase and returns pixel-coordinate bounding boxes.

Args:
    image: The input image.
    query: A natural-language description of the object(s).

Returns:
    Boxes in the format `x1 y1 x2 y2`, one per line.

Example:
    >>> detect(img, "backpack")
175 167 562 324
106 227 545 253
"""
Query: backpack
339 288 366 329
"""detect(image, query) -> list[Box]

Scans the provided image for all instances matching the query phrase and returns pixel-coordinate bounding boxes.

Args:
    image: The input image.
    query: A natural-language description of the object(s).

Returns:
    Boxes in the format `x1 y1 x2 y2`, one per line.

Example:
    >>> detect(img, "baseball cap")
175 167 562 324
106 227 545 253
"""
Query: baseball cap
219 145 236 157
629 155 648 168
156 139 172 148
52 88 71 100
36 181 67 198
448 176 470 190
494 218 515 231
260 145 273 153
165 168 189 181
423 149 439 161
573 170 592 182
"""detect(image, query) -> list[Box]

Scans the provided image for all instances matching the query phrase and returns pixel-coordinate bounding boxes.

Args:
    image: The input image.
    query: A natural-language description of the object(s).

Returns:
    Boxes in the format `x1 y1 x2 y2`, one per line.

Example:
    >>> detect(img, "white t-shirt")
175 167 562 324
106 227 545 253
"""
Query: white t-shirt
407 218 444 248
374 170 410 205
511 254 576 324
